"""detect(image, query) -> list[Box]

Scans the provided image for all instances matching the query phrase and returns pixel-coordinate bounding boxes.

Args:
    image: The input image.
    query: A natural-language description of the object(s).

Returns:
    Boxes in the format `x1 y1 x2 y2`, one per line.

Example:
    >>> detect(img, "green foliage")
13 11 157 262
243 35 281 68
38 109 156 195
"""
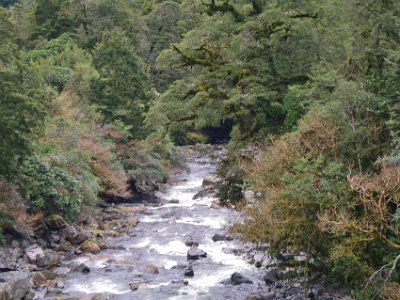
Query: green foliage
120 143 168 194
0 211 13 244
19 156 83 219
0 66 47 179
91 28 151 139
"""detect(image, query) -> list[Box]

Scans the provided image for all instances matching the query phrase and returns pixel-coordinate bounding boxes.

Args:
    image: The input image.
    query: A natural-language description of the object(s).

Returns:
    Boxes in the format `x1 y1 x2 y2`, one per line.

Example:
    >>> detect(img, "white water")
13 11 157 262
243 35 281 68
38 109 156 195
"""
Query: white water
63 150 261 300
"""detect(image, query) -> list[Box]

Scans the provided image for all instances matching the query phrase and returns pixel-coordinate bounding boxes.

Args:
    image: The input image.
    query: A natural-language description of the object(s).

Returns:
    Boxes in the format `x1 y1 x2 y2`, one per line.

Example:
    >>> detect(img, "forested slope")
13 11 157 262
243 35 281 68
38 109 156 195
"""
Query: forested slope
0 1 399 298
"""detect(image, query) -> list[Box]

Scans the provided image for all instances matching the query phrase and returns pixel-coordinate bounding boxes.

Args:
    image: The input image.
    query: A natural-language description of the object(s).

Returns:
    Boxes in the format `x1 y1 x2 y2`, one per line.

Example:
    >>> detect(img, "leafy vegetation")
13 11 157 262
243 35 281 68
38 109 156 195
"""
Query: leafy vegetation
0 0 400 297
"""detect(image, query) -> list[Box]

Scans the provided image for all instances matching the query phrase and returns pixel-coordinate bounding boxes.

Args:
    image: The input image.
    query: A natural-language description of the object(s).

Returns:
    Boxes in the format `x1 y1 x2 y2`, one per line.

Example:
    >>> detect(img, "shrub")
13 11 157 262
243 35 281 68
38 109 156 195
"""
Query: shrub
19 156 83 220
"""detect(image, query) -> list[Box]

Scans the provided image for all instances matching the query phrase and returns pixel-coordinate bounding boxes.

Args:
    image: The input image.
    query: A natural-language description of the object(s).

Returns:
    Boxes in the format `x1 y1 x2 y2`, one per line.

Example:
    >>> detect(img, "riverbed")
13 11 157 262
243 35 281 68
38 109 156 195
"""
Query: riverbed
61 147 265 299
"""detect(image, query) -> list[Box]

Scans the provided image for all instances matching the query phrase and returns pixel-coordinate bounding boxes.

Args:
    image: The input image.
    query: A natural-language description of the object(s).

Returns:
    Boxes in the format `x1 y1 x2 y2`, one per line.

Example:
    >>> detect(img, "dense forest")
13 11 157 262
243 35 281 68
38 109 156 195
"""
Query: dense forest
0 0 399 298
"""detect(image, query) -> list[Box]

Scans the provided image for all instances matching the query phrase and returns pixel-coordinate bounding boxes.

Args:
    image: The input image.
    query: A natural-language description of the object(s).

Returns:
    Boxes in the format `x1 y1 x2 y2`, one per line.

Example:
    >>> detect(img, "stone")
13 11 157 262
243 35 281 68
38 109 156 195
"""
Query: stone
210 201 222 209
97 222 106 231
61 226 77 241
230 272 253 285
184 266 194 277
50 233 60 243
69 233 88 245
307 286 320 299
0 270 32 300
168 199 180 204
91 294 108 300
143 265 159 274
185 241 199 247
32 286 47 299
45 215 67 231
211 233 233 242
202 175 220 187
25 245 45 263
21 240 31 249
187 247 207 260
74 264 90 274
36 251 61 269
171 280 188 285
31 272 46 286
263 269 283 285
80 241 101 254
245 293 276 300
129 281 144 291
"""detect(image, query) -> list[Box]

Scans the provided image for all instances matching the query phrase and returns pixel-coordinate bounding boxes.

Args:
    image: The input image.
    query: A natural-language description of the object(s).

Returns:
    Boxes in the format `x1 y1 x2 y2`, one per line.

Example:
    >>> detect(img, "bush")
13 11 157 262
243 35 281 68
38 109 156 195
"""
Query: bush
19 156 83 220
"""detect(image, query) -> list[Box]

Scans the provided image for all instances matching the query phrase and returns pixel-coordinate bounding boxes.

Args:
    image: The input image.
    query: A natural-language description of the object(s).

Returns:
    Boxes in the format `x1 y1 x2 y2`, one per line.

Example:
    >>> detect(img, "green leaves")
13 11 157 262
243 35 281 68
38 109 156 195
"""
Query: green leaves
0 68 47 179
19 156 83 219
91 28 151 139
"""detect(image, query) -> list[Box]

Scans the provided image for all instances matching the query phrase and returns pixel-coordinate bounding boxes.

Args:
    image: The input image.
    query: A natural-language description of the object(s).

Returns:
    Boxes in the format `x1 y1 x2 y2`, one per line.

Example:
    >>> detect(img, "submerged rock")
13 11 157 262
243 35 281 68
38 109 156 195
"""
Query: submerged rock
187 247 207 260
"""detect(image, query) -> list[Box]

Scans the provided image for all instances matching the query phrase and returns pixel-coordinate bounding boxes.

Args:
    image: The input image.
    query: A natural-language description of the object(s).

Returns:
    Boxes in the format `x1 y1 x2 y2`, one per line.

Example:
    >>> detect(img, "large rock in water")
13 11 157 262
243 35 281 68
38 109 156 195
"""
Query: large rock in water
187 247 207 260
229 272 253 285
0 270 33 300
184 266 194 277
212 233 233 242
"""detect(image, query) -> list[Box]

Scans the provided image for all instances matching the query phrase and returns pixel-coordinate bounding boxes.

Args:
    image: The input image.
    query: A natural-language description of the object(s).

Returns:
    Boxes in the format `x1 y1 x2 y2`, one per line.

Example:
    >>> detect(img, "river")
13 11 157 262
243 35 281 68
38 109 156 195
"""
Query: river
60 147 266 300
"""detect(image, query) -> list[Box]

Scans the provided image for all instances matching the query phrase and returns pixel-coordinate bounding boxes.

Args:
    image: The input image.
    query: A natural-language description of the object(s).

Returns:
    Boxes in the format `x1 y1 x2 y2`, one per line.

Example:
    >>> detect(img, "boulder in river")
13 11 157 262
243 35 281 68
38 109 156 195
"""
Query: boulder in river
184 266 194 277
74 263 90 274
211 233 233 242
229 272 253 285
80 240 101 254
0 270 33 300
187 247 207 260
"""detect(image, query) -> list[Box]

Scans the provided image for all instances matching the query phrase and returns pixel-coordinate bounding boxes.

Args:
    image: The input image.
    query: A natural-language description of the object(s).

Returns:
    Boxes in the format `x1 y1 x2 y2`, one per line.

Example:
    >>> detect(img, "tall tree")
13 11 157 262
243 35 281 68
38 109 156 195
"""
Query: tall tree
91 28 151 139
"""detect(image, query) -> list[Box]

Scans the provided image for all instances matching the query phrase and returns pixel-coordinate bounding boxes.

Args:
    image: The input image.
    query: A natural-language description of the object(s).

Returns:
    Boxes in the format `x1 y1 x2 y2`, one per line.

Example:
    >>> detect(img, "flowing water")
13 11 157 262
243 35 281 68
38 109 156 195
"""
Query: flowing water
62 148 265 300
